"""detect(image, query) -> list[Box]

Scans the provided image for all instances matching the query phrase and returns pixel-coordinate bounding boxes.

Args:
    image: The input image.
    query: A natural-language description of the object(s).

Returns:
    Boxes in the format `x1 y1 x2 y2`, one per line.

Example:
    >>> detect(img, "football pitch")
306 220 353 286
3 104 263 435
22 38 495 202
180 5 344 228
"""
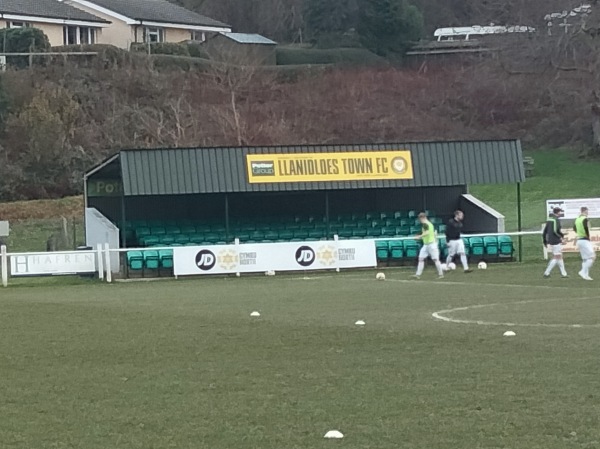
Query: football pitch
1 263 599 449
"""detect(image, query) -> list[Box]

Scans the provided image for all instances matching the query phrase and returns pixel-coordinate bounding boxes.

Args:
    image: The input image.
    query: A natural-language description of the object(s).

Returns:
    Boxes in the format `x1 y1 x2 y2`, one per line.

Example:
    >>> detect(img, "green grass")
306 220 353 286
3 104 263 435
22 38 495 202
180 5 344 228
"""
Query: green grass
471 149 600 231
2 265 600 449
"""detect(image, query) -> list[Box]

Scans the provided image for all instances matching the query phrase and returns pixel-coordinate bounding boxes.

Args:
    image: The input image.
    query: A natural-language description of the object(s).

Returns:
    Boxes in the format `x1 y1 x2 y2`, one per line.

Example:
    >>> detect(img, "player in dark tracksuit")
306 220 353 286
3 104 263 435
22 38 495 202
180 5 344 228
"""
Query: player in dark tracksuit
543 207 568 278
445 210 471 272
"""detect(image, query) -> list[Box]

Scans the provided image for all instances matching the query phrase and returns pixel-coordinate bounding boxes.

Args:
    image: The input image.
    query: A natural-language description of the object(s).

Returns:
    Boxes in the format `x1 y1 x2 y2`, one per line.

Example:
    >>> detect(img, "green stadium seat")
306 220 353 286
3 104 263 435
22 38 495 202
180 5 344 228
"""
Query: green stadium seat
352 228 368 238
438 238 448 259
469 237 485 256
130 220 147 228
178 219 194 226
265 231 279 241
136 227 151 238
196 224 212 233
160 235 175 245
484 236 499 256
277 230 294 241
175 235 190 245
498 235 514 256
314 222 328 231
127 251 144 270
404 240 420 258
393 211 405 219
376 241 390 261
430 217 442 225
367 228 382 237
390 241 404 260
205 233 220 244
293 230 309 240
144 250 160 270
180 225 196 235
300 223 314 230
151 226 166 236
308 229 324 239
408 210 417 219
382 227 396 237
356 219 370 228
286 223 301 231
396 226 410 236
425 210 435 217
409 226 422 235
337 228 352 239
159 249 174 269
343 221 358 229
165 226 181 235
141 235 160 247
437 224 447 234
189 235 205 244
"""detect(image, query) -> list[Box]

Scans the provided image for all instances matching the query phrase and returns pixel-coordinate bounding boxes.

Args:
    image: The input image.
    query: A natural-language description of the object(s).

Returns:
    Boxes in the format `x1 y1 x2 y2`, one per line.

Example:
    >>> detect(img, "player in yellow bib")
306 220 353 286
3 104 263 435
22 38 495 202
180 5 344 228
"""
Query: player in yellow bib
412 212 444 279
574 206 595 281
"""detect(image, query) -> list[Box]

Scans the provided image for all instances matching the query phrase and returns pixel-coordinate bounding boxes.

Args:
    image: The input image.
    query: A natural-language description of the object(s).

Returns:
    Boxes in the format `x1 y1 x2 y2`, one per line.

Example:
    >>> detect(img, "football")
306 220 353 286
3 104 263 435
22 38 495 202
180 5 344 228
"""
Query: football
478 261 487 270
440 263 448 271
376 272 386 281
448 262 457 271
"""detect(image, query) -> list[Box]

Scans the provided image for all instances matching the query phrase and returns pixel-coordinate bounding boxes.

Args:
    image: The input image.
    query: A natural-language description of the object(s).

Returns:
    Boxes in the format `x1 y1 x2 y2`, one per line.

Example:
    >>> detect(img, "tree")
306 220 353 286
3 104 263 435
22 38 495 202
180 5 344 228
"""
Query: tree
304 0 358 41
357 0 424 56
0 27 50 53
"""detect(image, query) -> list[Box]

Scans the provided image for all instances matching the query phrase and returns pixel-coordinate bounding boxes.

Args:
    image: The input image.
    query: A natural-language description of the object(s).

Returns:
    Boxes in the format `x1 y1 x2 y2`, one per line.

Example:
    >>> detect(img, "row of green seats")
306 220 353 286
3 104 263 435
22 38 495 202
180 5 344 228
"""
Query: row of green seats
127 250 173 271
376 236 514 261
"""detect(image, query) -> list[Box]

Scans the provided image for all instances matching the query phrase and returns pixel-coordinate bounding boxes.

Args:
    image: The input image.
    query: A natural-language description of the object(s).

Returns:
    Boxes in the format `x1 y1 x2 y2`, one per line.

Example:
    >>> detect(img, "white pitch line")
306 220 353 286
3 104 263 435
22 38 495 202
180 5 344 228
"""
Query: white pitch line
432 296 600 329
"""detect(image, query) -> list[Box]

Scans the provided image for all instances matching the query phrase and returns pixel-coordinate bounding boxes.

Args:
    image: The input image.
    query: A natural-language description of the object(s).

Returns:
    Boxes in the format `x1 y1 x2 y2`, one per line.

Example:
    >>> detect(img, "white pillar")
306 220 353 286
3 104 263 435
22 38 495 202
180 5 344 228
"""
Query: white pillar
104 243 112 283
97 243 104 280
1 245 7 287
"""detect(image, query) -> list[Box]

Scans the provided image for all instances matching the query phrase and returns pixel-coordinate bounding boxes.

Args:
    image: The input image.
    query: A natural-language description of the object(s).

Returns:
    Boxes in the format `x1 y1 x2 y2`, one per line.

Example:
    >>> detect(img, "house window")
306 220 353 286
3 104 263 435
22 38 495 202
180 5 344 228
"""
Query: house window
8 21 30 29
63 26 96 45
144 27 164 43
191 31 206 42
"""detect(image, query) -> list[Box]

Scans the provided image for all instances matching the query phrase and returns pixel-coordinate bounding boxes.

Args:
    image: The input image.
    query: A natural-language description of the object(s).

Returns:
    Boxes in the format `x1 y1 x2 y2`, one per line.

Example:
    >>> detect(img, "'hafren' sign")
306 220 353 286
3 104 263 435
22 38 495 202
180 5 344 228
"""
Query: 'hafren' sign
246 151 414 183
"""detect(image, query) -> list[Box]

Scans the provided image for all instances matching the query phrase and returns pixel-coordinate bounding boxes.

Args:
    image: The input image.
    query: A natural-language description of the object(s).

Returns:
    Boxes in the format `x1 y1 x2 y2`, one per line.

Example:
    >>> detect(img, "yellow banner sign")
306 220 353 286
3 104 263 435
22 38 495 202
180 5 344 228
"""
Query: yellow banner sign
246 151 414 183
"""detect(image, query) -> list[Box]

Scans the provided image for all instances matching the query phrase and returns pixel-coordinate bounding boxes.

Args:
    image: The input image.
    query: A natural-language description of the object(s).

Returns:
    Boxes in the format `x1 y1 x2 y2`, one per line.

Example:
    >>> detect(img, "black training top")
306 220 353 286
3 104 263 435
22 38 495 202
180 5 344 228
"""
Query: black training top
445 217 462 241
543 213 564 246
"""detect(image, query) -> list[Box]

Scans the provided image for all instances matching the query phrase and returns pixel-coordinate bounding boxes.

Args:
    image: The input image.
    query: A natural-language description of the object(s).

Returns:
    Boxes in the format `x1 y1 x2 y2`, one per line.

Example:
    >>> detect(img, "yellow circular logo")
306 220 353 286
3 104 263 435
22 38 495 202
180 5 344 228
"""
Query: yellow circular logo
391 157 408 174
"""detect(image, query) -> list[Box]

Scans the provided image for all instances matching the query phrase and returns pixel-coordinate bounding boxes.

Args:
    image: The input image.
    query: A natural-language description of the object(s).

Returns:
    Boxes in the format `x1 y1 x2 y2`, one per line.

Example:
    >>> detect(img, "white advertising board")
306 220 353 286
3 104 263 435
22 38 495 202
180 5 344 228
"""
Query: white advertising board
546 198 600 220
173 240 377 277
543 227 600 258
10 251 97 276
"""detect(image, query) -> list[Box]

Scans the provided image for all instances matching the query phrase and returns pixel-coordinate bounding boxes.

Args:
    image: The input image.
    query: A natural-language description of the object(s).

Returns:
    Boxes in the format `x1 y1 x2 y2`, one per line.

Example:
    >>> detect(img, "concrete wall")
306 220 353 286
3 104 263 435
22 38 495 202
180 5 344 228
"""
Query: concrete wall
204 36 276 65
459 194 505 233
85 208 120 272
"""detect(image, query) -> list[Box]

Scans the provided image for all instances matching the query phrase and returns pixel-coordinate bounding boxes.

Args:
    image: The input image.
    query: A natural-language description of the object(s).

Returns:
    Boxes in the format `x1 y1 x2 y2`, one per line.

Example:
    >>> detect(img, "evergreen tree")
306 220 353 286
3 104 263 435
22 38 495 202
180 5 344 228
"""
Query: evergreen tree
357 0 423 55
304 0 358 40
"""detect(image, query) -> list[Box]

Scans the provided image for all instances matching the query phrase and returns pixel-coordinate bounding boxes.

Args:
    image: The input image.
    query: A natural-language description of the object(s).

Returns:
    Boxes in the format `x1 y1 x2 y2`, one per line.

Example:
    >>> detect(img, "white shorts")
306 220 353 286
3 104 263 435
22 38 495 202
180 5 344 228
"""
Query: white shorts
548 244 563 256
419 242 440 260
447 239 466 257
577 240 596 260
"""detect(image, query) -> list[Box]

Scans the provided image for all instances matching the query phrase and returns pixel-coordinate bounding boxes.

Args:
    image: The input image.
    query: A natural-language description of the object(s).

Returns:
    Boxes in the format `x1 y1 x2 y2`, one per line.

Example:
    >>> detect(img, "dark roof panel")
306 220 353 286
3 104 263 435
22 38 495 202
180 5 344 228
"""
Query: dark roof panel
85 0 229 28
0 0 109 23
111 141 524 196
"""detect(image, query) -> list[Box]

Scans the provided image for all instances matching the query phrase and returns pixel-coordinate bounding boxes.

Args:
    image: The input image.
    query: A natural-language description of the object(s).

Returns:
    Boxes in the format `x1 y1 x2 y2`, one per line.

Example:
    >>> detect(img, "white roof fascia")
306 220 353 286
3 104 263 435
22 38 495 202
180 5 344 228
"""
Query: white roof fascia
1 14 109 27
68 0 136 24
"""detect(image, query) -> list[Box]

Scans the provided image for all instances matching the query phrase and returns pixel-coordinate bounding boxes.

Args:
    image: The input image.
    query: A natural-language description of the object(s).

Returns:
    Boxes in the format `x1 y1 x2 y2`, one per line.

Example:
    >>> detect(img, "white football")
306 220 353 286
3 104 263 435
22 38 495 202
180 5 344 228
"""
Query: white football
440 263 448 272
478 261 487 270
448 262 457 271
376 272 386 281
265 270 276 276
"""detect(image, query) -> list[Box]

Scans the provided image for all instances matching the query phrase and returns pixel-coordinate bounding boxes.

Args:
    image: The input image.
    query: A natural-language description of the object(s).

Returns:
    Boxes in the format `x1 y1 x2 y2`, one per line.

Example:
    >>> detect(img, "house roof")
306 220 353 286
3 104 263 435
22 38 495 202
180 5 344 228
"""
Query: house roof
83 0 230 28
87 140 524 196
219 32 277 45
0 0 109 23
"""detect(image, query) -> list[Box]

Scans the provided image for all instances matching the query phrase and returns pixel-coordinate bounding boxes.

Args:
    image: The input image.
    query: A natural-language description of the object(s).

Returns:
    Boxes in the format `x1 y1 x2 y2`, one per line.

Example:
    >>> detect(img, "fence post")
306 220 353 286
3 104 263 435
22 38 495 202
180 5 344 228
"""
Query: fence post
1 245 7 287
334 234 340 273
97 243 104 281
235 238 240 278
104 243 112 283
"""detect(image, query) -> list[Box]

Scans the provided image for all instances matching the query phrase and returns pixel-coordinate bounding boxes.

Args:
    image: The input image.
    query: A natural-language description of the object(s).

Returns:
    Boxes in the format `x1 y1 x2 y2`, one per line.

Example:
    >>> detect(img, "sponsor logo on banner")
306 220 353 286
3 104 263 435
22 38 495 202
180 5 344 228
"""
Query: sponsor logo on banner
250 161 275 177
295 246 316 267
246 151 414 183
10 252 97 276
546 198 600 220
196 249 216 271
173 240 377 277
555 227 600 253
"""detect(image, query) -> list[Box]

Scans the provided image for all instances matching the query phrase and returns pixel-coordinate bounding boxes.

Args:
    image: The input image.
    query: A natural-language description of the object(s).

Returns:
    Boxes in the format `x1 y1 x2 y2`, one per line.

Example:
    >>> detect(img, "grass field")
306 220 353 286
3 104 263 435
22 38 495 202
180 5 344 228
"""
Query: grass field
2 264 600 449
470 149 600 231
